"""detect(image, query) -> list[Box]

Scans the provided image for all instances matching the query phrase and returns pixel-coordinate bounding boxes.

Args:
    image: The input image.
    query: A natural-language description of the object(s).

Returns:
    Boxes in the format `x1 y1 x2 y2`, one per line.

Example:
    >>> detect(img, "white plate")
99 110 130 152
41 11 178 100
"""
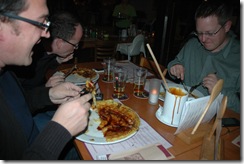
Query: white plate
159 83 204 101
76 109 139 145
55 71 99 85
155 107 178 127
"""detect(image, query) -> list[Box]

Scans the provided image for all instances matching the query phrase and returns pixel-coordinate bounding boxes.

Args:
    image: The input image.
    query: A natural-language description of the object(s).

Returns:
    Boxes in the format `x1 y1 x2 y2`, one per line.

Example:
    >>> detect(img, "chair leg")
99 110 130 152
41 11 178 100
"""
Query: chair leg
132 56 136 63
115 51 119 60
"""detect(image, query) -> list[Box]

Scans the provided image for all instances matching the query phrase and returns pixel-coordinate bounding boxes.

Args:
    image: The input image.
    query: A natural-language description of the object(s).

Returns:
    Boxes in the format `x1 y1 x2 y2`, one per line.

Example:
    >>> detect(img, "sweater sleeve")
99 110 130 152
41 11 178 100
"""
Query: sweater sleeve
167 42 186 80
23 121 72 159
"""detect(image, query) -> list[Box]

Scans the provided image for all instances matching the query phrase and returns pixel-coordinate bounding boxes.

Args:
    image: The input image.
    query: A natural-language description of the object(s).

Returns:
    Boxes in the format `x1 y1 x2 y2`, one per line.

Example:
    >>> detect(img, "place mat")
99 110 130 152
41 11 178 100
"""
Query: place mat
133 91 149 99
112 93 129 101
116 61 154 83
98 143 174 160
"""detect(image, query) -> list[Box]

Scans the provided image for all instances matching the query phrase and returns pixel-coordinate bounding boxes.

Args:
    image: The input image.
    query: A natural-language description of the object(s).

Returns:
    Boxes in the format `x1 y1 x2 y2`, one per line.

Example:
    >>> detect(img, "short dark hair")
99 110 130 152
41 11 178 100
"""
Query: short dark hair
195 0 233 26
49 12 81 41
0 0 28 21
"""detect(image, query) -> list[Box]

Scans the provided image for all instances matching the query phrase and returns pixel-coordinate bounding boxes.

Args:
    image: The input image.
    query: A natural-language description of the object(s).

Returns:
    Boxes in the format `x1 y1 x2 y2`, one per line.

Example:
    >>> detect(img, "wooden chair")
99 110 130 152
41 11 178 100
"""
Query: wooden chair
139 56 167 78
94 40 116 61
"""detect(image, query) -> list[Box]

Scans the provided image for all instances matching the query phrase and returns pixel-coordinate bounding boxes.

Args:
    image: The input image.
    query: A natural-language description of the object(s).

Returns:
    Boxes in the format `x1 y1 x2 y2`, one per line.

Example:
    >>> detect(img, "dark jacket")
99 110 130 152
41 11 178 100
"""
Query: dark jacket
0 71 71 159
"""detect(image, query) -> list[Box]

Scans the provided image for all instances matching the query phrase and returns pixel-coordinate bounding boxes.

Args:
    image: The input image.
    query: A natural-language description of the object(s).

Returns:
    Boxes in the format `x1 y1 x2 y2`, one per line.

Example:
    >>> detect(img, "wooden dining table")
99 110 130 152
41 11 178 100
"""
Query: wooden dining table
48 61 240 160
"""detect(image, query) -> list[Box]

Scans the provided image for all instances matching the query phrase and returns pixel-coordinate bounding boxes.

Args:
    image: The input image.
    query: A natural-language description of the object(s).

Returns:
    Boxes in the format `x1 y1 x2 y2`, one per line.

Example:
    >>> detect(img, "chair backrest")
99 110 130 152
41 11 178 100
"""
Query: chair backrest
94 40 116 61
139 56 167 78
128 34 145 57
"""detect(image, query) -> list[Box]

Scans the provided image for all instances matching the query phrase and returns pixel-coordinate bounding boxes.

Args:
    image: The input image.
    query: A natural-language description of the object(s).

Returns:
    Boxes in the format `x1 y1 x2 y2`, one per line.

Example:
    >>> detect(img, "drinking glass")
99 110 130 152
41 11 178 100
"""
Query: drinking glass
103 57 116 82
133 67 148 98
112 66 128 100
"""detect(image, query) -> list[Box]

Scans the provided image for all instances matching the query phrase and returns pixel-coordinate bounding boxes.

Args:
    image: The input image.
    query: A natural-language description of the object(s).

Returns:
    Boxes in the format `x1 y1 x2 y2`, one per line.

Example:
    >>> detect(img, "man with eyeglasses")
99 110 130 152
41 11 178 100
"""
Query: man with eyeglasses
167 1 240 113
8 11 82 90
12 11 83 160
0 0 91 160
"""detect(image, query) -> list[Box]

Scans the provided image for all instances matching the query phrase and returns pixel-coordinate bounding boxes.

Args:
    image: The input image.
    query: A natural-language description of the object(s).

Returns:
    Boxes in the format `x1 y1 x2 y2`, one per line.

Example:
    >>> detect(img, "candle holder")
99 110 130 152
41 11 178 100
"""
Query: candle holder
148 78 161 105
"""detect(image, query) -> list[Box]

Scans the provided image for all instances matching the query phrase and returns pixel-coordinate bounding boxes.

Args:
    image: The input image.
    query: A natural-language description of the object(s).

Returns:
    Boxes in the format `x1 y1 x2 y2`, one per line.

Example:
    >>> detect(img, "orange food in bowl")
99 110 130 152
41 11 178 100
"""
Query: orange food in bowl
169 87 186 96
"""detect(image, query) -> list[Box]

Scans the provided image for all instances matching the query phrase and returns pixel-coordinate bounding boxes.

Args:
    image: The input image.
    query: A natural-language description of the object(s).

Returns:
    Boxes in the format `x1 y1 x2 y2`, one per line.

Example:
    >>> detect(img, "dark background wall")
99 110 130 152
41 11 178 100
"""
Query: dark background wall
47 0 240 66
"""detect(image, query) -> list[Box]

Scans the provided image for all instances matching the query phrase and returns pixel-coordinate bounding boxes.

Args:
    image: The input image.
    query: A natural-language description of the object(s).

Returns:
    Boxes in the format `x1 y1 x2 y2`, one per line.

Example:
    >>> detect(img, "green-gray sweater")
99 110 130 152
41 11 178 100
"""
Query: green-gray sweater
167 31 240 113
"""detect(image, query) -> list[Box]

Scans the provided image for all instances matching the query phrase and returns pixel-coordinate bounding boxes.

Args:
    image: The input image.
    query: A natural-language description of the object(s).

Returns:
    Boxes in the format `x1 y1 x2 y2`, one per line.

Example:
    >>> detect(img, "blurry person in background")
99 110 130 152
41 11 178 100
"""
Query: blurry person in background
167 0 240 113
112 0 137 29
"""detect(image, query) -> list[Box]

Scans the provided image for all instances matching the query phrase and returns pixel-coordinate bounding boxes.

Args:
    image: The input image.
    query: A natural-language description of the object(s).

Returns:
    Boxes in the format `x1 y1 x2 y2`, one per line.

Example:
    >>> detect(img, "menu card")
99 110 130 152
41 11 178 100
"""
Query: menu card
84 118 172 160
104 143 174 160
116 61 154 82
232 135 240 147
175 94 223 134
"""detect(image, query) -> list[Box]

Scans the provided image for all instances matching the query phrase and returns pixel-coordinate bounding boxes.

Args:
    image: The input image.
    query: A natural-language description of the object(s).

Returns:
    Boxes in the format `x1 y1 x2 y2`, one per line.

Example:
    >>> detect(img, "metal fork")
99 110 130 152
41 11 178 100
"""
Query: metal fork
189 72 216 95
189 82 202 94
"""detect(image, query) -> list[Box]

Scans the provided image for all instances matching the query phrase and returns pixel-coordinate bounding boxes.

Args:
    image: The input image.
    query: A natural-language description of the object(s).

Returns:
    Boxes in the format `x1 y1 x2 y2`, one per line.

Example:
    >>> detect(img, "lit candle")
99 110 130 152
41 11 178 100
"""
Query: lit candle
148 79 160 105
152 89 158 94
149 89 159 105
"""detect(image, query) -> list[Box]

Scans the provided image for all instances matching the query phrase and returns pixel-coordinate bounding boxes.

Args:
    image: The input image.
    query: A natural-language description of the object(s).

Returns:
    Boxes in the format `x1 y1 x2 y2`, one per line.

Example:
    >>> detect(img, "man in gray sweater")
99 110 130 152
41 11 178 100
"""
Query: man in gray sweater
167 1 240 113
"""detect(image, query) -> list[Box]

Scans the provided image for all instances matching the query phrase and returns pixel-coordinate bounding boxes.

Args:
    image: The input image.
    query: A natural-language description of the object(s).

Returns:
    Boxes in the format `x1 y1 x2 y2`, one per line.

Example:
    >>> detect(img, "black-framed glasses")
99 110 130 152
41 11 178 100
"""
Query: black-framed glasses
60 37 79 50
194 22 226 37
1 13 50 32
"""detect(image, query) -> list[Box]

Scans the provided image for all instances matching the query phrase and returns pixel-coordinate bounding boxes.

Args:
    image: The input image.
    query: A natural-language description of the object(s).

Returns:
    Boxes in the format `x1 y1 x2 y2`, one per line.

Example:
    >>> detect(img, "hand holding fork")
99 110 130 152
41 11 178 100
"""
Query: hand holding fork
189 72 216 95
189 82 202 95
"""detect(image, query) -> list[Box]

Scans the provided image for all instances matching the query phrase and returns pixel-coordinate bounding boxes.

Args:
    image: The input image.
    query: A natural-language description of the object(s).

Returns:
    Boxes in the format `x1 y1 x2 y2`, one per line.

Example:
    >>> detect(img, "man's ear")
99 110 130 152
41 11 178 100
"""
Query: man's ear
54 38 63 50
224 20 232 32
0 22 5 40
